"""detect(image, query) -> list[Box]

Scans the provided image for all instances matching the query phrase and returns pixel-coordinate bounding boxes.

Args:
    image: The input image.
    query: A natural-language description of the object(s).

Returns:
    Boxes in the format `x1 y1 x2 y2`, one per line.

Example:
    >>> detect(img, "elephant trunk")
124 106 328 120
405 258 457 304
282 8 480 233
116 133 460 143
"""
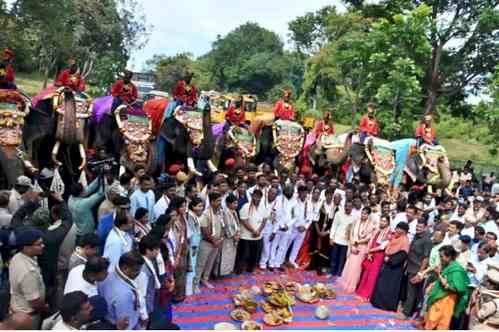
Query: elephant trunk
325 148 348 166
57 91 78 145
437 158 451 188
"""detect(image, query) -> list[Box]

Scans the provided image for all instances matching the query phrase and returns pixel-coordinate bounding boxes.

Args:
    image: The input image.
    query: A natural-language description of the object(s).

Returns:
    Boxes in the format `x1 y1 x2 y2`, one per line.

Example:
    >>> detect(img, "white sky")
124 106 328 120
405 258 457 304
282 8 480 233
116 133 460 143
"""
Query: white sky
129 0 343 70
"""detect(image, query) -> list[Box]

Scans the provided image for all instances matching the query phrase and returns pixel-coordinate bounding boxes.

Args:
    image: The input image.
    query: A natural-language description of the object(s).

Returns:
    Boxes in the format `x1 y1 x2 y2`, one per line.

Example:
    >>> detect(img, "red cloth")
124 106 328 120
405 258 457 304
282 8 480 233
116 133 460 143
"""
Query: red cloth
173 80 197 106
273 100 295 121
359 115 379 136
415 123 436 144
143 97 168 136
314 120 335 138
225 104 246 126
355 230 391 300
296 228 312 270
5 64 14 83
111 79 138 104
55 69 86 92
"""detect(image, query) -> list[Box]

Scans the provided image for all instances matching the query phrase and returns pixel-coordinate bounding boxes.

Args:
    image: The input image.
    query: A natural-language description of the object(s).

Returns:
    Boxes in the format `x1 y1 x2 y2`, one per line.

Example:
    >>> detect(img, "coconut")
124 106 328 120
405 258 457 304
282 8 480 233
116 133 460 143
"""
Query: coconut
315 305 329 320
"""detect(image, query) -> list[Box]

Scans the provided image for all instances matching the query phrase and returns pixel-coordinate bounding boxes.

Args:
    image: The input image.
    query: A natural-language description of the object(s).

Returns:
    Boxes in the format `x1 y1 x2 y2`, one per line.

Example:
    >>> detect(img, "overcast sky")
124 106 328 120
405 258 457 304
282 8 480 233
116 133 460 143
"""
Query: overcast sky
129 0 343 70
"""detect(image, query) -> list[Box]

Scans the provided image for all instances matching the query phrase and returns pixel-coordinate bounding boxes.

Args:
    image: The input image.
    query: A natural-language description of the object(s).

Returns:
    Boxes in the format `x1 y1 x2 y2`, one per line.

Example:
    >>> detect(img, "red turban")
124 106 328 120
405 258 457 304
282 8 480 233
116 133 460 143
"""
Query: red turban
169 164 182 175
225 158 236 168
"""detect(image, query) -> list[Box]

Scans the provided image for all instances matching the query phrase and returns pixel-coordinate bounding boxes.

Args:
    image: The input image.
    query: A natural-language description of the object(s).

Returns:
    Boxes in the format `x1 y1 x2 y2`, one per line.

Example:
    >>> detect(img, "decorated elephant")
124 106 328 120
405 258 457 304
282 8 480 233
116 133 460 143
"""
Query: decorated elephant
305 131 354 175
347 137 451 190
155 95 217 176
213 124 257 172
90 95 157 173
0 89 34 187
24 87 91 180
404 143 451 189
348 137 396 185
252 119 305 171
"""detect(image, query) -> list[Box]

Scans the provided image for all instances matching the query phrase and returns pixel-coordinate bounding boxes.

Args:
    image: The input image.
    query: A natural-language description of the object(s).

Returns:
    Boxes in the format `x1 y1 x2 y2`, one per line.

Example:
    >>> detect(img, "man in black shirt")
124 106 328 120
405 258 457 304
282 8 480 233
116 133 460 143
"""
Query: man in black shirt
398 218 432 320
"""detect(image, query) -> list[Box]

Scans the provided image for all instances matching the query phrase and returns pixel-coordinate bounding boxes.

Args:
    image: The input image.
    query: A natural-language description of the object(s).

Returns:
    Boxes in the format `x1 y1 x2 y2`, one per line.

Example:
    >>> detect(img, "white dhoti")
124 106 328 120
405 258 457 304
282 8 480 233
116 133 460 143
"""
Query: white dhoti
270 231 292 268
259 232 274 269
287 228 307 264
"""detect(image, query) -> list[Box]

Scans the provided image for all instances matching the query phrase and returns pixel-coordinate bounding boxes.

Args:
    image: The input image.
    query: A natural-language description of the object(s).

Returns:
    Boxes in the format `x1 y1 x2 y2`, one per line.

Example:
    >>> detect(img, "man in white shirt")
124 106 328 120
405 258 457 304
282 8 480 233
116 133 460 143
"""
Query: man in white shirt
269 185 296 270
287 186 319 269
8 175 32 214
64 257 109 296
103 212 134 271
153 182 176 221
130 175 155 223
246 174 268 204
443 220 463 249
0 190 12 228
259 187 281 270
329 201 355 276
237 189 266 273
467 242 492 287
461 215 476 238
450 203 467 224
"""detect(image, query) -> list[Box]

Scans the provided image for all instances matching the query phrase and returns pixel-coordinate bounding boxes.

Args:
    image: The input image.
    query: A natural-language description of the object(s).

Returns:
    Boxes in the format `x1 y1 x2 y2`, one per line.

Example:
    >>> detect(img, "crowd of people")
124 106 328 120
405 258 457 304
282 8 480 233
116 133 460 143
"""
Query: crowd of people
0 158 498 330
1 48 499 331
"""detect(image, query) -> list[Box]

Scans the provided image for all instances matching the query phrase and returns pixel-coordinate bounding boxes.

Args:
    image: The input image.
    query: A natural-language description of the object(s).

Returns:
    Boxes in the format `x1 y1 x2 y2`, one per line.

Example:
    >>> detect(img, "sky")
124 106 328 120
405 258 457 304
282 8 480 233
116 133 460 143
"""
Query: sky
129 0 343 70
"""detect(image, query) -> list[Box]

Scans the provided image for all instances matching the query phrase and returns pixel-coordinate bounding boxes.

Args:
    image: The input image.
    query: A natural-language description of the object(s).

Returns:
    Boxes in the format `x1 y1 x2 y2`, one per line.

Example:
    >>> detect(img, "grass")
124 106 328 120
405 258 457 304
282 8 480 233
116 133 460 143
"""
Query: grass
16 72 47 97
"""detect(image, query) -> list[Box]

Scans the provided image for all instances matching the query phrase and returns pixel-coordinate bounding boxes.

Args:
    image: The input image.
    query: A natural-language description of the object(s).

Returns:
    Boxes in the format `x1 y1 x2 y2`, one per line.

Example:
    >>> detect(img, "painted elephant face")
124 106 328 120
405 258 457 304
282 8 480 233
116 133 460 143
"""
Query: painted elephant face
0 91 28 148
174 106 204 146
126 142 149 165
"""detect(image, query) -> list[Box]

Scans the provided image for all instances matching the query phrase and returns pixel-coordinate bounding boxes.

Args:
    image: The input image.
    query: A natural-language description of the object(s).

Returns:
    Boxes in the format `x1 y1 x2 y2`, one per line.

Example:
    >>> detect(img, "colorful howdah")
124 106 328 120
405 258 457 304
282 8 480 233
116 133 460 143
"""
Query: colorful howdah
273 119 305 167
365 137 396 185
174 105 204 146
0 89 28 148
227 125 257 158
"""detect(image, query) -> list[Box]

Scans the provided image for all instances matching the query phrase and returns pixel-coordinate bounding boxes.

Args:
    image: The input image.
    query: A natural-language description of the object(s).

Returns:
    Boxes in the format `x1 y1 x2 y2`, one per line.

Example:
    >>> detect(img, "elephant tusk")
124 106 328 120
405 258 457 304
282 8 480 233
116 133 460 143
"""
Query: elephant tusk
207 159 218 173
187 157 202 177
78 144 86 170
52 141 62 167
114 105 127 129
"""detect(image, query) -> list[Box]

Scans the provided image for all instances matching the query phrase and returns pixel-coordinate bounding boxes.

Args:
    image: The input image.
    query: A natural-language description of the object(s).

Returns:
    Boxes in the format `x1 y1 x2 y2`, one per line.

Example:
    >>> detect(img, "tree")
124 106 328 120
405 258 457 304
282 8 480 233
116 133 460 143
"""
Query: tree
148 53 196 93
204 22 286 96
343 0 499 115
474 65 499 154
301 5 432 138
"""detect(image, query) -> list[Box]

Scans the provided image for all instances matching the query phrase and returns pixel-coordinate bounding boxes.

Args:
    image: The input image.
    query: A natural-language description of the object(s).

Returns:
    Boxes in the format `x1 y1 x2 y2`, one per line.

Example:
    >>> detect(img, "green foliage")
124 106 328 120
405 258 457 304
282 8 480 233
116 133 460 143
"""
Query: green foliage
204 22 285 96
5 0 148 91
148 53 195 93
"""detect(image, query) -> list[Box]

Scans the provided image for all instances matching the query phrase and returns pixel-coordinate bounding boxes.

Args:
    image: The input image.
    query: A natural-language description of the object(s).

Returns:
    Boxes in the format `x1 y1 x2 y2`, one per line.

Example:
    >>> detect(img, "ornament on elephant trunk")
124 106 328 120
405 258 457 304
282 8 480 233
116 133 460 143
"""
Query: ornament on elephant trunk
51 87 92 170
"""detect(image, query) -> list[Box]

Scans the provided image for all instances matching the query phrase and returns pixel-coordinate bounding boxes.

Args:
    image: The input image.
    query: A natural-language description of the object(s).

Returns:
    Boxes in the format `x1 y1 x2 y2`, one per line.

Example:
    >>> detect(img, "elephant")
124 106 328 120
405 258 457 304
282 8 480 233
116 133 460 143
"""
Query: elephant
404 142 451 189
304 131 354 175
212 124 257 172
0 89 35 187
252 119 305 171
347 137 451 190
25 87 91 183
90 95 157 173
155 95 217 176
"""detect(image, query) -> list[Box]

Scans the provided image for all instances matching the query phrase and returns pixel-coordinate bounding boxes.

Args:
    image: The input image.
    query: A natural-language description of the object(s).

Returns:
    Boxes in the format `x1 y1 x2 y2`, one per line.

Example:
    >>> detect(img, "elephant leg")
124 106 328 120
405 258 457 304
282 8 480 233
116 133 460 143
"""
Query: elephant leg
52 141 62 167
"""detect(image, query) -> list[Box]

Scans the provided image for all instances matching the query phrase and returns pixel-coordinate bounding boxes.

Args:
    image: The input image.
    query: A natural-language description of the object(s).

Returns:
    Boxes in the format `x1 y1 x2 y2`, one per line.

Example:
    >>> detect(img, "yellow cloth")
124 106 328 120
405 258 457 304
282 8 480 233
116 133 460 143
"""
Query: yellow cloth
424 293 458 330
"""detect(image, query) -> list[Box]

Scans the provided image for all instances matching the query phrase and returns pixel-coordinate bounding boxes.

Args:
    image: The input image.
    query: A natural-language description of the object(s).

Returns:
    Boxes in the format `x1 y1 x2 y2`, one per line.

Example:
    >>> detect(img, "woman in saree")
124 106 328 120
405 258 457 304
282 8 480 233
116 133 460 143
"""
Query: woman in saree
356 213 392 300
338 207 376 293
167 196 191 303
423 245 470 330
185 197 204 296
216 194 241 276
370 222 410 311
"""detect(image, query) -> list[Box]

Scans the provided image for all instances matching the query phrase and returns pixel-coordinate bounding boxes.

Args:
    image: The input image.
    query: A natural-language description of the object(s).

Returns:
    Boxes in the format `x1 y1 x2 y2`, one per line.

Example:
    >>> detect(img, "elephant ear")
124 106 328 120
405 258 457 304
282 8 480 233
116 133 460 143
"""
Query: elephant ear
23 102 56 148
